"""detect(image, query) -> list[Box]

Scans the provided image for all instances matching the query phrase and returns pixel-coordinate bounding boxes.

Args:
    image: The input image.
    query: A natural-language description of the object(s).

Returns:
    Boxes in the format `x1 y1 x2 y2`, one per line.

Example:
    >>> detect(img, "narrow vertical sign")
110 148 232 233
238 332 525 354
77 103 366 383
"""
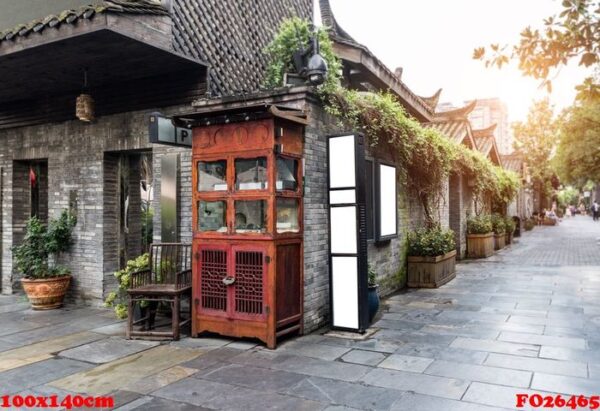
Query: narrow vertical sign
327 134 368 332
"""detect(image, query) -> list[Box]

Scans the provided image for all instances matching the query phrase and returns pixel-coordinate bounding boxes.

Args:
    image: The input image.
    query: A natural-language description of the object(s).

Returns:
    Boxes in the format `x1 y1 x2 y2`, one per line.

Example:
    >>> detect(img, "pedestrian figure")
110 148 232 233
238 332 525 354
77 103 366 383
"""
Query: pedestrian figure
592 201 599 221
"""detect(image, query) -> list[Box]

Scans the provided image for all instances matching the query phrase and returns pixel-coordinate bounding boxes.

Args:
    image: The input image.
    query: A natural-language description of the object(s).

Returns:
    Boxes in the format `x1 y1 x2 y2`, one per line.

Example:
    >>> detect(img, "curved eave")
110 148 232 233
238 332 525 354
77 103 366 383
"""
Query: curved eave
434 100 477 121
331 36 434 122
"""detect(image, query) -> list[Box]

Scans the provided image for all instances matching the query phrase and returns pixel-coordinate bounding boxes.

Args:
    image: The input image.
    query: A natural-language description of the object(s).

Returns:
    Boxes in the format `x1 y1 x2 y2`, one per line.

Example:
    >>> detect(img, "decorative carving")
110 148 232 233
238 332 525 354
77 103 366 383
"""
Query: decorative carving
195 129 213 149
234 126 249 145
251 124 270 143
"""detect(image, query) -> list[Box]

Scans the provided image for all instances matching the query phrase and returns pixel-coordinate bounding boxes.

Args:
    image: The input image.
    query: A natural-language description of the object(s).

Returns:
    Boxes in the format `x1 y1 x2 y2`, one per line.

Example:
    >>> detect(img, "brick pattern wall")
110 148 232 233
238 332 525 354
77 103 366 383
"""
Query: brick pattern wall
302 103 334 332
0 105 192 304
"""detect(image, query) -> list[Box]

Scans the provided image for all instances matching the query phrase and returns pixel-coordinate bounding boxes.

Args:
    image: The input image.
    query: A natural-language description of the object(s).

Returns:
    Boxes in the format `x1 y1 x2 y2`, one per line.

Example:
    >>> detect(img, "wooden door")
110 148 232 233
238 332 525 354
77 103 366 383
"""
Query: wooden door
196 243 267 321
196 243 229 317
230 245 267 321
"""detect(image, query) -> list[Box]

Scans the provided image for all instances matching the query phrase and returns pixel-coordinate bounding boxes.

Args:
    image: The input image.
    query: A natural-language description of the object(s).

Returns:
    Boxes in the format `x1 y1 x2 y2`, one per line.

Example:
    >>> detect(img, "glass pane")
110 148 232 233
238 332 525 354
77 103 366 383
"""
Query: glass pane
276 157 298 191
198 160 227 191
198 201 227 232
277 198 300 233
235 200 268 233
235 157 268 190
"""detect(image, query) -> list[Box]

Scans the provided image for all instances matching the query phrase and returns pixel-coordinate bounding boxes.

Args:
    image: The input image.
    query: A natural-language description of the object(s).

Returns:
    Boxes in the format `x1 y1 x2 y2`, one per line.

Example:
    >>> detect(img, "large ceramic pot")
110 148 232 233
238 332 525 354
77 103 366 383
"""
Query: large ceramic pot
407 250 456 288
21 275 71 310
368 285 380 322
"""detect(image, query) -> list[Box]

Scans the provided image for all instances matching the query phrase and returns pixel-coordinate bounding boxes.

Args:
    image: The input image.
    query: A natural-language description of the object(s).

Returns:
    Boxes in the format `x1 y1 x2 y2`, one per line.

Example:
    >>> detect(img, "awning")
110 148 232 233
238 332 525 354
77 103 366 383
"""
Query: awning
0 28 207 104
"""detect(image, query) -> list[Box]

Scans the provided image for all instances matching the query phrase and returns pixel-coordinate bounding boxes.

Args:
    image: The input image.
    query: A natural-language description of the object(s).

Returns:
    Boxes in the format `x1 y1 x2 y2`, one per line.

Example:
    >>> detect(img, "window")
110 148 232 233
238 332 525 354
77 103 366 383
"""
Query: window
197 160 227 191
235 200 267 233
277 198 300 233
276 157 299 191
235 157 267 190
198 201 227 232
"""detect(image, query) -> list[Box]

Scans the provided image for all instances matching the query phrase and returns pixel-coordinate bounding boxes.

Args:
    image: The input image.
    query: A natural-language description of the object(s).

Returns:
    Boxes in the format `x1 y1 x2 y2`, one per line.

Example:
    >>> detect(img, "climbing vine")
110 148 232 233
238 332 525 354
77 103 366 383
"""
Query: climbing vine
264 18 520 226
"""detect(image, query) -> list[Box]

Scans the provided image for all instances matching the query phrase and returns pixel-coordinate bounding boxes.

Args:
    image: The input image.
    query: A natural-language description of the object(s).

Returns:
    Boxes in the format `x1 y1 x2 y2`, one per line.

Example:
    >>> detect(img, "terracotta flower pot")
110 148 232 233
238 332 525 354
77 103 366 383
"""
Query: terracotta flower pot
21 275 71 310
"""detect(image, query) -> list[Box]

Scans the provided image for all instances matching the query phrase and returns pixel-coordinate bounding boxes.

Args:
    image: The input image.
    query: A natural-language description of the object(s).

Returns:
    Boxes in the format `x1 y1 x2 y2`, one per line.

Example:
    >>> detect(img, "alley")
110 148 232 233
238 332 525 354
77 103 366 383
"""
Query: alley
0 216 599 410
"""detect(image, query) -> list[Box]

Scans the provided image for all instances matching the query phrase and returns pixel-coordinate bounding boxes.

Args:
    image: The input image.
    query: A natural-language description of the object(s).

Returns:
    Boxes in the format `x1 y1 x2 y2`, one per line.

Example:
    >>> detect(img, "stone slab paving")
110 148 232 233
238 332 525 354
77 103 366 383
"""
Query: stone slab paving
0 216 598 410
59 337 160 364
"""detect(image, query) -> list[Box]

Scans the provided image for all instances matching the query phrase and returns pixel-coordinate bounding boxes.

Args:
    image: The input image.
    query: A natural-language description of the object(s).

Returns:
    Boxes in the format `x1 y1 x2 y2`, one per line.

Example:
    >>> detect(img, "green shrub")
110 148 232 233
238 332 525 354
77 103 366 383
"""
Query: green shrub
504 217 516 234
367 264 377 287
524 218 535 231
491 214 506 235
408 226 456 257
12 210 77 279
467 215 492 234
104 253 149 319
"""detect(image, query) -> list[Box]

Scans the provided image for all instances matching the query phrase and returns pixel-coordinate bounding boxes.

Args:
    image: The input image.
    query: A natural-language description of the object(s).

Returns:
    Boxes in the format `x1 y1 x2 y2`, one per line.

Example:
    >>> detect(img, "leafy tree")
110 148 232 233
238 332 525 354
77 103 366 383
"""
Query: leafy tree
557 186 581 208
512 99 559 202
473 0 599 99
554 97 600 184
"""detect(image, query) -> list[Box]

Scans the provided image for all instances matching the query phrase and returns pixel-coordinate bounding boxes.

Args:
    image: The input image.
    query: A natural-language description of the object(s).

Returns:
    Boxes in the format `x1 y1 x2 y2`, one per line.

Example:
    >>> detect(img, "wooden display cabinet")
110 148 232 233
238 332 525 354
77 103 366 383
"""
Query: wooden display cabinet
191 109 306 348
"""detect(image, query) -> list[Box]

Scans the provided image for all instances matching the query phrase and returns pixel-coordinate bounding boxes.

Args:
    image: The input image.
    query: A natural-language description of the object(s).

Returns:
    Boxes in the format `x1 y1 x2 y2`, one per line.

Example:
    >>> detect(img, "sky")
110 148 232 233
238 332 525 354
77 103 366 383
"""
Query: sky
321 0 591 122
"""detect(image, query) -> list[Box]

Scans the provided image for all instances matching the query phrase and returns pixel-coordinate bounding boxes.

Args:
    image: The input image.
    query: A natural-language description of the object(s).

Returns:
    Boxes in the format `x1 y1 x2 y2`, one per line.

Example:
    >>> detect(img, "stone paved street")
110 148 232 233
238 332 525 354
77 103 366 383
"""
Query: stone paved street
0 216 599 410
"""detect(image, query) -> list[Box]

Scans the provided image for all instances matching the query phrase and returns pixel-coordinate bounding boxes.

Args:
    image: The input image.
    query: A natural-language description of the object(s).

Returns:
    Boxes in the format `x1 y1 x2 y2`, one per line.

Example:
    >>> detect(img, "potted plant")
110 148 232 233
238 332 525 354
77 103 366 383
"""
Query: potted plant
13 210 77 310
407 226 456 288
491 214 506 250
466 215 494 258
367 264 380 322
505 217 516 245
524 218 535 231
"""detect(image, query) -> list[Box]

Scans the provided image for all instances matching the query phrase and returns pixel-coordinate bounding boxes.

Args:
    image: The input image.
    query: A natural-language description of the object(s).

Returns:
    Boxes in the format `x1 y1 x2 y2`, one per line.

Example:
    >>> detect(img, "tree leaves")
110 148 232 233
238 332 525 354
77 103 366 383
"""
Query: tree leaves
474 0 599 99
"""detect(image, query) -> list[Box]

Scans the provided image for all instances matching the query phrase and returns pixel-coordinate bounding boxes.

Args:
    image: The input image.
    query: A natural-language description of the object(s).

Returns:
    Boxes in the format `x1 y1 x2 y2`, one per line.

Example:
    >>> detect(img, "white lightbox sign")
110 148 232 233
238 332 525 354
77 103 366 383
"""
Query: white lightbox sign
329 135 356 188
378 163 397 239
327 133 369 333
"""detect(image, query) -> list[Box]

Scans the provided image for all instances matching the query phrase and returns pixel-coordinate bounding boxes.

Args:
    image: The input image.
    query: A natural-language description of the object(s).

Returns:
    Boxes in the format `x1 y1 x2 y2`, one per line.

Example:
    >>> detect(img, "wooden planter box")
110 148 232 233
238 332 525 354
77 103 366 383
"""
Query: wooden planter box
407 250 456 288
494 233 506 250
542 218 557 226
467 233 494 258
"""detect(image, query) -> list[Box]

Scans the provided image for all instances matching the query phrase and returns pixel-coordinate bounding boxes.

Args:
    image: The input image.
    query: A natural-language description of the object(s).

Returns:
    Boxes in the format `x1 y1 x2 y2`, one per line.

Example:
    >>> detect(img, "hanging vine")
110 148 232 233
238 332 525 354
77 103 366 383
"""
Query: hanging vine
264 18 520 226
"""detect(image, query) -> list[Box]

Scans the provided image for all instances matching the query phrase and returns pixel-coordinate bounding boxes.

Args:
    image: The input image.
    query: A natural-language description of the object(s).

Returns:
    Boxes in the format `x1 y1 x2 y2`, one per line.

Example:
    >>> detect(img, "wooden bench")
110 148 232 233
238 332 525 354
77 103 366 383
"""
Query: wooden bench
126 243 192 340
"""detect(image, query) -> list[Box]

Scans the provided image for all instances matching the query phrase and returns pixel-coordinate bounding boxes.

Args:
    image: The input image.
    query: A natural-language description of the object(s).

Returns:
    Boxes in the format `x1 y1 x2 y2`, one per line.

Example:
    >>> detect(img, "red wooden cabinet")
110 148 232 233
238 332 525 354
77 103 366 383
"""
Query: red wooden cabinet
191 115 305 348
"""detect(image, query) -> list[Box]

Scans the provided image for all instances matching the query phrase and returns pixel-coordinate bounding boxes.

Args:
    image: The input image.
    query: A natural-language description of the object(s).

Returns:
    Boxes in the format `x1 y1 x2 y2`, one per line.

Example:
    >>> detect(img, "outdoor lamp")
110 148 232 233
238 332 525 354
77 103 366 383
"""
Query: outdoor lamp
290 27 329 86
76 69 95 122
306 36 328 86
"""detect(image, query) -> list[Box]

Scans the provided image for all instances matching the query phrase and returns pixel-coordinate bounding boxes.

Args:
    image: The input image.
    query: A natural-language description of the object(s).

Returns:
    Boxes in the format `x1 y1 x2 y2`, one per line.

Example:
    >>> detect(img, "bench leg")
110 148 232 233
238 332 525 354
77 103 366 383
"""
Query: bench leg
126 298 133 340
172 296 181 341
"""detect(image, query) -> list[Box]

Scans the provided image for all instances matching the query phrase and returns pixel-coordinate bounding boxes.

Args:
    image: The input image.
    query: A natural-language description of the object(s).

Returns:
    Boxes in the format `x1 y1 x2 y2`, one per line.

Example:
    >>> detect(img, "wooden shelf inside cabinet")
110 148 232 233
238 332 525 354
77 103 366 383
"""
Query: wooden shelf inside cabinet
191 114 305 349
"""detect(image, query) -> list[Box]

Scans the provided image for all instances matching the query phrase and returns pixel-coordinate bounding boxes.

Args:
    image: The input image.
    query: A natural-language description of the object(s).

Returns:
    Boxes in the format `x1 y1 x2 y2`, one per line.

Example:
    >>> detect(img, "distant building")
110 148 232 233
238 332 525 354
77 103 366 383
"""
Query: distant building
467 98 513 155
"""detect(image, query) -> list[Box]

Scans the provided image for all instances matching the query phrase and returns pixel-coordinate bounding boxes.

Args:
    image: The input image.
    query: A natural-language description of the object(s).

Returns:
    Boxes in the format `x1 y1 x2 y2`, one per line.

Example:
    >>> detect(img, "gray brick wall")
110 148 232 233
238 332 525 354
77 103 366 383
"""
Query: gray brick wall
0 105 192 304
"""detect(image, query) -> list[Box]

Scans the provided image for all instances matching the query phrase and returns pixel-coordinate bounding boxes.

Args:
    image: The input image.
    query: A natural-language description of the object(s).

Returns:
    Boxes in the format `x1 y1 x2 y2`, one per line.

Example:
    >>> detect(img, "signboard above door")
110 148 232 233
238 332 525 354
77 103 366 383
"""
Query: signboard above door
148 112 192 147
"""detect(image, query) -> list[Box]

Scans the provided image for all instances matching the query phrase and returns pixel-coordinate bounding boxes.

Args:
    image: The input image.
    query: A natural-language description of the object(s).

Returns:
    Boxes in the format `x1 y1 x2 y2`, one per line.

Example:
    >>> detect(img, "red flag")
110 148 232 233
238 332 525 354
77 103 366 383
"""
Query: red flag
29 167 36 188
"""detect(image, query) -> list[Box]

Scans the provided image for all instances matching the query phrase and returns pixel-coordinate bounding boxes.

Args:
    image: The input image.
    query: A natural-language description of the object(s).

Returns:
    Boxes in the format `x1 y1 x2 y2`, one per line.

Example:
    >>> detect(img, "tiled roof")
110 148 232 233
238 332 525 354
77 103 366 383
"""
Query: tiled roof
419 89 443 111
428 119 472 145
0 1 168 43
474 135 495 157
472 123 497 139
500 154 524 174
434 100 477 121
319 0 434 118
172 0 312 96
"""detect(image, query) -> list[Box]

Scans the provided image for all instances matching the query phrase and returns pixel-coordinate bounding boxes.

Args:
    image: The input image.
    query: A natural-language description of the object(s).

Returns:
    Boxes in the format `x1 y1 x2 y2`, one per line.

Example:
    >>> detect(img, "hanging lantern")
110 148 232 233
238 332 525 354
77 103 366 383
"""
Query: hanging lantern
76 93 95 122
76 68 95 122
